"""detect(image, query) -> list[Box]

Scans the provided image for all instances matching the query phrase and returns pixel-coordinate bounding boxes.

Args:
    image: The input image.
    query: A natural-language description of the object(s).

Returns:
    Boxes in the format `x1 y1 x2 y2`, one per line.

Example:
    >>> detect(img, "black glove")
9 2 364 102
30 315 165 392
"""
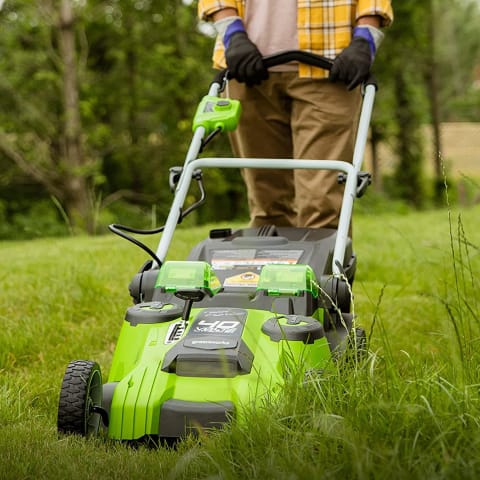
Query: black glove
225 32 269 86
329 37 372 90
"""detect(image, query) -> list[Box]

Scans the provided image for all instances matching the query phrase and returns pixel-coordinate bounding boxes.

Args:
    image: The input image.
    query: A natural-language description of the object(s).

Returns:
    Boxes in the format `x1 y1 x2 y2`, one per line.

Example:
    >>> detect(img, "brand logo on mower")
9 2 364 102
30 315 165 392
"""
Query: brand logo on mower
194 320 241 334
190 339 232 346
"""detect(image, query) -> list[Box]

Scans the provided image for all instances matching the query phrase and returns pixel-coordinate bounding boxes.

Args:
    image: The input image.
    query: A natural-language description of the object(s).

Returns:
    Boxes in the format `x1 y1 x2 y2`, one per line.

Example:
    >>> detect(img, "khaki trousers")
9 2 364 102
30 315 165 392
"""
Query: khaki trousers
227 73 361 229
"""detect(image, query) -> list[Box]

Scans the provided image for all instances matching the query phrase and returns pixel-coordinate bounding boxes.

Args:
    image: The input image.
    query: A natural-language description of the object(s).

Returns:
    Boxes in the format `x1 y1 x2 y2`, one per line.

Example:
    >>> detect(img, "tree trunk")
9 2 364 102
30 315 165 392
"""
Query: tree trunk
58 0 93 233
425 0 445 204
394 72 424 207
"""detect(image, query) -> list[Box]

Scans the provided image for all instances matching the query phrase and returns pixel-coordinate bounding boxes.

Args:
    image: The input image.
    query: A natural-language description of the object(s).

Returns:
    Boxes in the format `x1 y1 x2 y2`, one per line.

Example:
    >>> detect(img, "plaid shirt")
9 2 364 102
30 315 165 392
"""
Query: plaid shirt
198 0 393 78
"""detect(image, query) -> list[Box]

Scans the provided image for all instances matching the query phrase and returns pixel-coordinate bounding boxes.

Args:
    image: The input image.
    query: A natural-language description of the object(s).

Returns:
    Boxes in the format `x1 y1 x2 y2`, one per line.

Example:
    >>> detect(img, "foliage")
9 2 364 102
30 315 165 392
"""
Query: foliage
0 1 244 238
373 1 430 206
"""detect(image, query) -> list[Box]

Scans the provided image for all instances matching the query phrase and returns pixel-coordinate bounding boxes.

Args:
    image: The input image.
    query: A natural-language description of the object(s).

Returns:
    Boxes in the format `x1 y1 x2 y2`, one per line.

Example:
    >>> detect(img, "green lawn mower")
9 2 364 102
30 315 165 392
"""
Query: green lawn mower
57 51 376 442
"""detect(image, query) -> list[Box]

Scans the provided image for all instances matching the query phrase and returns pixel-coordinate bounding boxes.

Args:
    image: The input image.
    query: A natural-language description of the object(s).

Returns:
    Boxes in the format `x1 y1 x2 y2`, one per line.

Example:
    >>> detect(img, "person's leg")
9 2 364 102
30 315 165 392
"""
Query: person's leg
227 73 297 227
288 78 362 229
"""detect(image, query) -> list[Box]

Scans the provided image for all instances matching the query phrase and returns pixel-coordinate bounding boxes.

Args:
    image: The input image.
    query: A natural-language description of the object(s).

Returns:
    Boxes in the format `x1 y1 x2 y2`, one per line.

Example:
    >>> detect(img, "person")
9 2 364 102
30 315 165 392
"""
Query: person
198 1 393 230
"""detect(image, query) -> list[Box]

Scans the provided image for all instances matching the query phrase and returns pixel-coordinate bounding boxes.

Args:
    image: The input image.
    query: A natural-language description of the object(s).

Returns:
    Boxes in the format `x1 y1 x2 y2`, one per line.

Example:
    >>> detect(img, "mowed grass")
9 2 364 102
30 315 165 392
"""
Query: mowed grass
1 204 480 479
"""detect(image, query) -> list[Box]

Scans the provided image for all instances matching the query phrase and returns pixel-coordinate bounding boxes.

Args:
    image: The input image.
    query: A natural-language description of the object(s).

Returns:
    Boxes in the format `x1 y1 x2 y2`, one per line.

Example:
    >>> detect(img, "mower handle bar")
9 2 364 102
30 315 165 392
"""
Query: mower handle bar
262 50 333 71
263 51 377 87
212 50 376 90
212 50 331 88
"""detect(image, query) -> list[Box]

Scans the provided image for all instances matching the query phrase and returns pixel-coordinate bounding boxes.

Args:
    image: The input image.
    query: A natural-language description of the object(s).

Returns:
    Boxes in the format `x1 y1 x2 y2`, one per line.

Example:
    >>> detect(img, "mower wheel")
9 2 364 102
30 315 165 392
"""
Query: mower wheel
57 360 103 437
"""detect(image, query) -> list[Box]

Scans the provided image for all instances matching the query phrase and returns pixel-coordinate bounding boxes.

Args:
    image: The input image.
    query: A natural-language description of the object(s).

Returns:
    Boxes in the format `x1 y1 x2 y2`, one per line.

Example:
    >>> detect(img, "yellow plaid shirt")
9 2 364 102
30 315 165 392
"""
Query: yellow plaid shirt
198 0 393 78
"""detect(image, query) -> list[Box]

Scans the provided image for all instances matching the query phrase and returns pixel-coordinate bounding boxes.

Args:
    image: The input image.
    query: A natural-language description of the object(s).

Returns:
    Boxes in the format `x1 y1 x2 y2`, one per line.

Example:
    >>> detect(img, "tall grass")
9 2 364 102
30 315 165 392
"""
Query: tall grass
443 212 480 383
1 206 480 479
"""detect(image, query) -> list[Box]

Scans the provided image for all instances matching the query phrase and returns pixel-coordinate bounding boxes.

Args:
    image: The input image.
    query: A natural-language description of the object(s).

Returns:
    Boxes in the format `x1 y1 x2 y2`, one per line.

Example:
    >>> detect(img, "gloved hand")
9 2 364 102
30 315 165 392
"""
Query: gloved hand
225 31 269 86
329 36 372 90
214 16 268 86
330 25 384 90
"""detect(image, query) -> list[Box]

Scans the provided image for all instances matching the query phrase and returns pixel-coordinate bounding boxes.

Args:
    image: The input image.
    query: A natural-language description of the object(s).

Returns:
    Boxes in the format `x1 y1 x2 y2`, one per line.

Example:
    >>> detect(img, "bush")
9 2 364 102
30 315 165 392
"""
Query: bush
0 199 70 240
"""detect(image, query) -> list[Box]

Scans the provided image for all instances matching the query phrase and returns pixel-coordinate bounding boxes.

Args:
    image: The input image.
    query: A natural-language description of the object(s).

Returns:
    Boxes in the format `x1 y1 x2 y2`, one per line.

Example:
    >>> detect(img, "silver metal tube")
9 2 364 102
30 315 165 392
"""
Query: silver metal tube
332 84 376 274
352 84 376 171
208 82 221 97
154 81 221 265
155 126 206 266
156 158 355 268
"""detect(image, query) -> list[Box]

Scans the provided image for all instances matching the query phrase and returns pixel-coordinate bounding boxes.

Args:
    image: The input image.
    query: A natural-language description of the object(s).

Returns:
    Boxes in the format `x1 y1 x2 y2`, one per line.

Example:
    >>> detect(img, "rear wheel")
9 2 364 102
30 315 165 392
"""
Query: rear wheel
57 360 103 436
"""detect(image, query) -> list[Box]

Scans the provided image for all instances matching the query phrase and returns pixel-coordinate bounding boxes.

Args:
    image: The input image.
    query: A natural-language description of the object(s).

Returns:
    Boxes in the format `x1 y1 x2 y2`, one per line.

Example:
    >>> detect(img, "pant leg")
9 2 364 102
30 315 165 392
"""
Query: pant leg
288 78 362 229
227 74 296 227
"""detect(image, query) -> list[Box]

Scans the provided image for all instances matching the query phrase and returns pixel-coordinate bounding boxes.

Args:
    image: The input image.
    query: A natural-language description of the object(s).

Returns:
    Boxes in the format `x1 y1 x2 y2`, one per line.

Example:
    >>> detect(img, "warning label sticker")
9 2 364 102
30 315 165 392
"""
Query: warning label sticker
212 249 304 270
223 271 260 288
211 249 304 288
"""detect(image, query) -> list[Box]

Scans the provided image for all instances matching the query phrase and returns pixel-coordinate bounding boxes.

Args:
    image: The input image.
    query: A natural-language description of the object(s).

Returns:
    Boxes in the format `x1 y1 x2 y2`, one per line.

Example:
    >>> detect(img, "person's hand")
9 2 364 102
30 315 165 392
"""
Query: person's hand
225 31 269 86
329 36 372 90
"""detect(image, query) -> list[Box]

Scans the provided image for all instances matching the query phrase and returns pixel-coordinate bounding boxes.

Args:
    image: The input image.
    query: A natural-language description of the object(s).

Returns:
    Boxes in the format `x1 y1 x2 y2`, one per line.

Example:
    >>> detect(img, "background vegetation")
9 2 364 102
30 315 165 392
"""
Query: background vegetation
0 0 479 238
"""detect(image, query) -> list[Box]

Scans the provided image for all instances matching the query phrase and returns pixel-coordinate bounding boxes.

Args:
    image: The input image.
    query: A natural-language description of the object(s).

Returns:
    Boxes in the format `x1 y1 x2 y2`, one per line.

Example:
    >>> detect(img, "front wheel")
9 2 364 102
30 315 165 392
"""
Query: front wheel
57 360 103 436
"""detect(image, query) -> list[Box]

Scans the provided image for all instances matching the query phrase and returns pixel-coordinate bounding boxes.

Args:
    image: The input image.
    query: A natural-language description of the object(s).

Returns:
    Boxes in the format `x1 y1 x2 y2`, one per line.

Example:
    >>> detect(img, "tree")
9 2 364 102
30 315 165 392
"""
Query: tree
82 0 242 226
58 0 94 231
424 0 443 202
0 0 96 233
0 1 243 236
373 0 428 206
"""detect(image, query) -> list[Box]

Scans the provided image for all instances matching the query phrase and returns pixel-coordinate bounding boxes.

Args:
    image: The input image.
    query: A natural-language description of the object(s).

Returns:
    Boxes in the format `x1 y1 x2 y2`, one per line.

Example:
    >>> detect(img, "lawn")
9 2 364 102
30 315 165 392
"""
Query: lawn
1 203 480 479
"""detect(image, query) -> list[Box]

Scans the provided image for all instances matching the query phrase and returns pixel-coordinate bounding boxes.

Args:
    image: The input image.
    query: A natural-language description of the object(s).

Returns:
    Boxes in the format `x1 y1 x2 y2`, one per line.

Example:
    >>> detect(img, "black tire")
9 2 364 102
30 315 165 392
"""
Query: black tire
57 360 103 436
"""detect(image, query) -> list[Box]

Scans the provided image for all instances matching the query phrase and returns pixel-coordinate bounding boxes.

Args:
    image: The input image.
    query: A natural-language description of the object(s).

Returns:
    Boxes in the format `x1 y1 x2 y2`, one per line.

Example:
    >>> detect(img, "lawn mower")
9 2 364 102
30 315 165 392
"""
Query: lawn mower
57 51 376 442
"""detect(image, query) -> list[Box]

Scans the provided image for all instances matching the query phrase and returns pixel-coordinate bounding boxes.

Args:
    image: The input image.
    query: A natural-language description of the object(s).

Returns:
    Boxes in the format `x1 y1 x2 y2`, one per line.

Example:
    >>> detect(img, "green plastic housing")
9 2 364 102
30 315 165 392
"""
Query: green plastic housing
192 95 241 134
256 264 319 298
107 307 330 440
106 261 330 440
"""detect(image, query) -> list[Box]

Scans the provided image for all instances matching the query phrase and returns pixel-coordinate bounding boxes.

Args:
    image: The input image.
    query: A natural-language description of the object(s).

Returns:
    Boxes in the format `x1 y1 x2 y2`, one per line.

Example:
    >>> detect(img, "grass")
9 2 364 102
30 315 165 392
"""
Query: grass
1 204 480 479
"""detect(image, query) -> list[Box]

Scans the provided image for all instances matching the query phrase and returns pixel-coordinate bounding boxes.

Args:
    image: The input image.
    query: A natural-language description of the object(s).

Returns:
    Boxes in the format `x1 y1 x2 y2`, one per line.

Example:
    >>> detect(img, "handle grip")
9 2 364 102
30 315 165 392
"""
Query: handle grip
211 50 333 89
211 50 377 90
262 50 333 71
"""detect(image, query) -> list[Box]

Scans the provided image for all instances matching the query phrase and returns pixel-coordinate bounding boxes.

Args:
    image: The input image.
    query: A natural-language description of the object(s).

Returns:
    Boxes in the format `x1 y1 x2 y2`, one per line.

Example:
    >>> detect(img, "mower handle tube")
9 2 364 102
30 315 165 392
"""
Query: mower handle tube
157 52 377 276
157 157 361 276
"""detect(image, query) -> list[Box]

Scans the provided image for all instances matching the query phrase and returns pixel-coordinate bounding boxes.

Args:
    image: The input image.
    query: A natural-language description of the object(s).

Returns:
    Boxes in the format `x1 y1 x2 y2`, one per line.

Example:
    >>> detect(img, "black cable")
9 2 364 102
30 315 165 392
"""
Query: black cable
108 176 206 266
182 177 206 217
108 223 163 267
200 127 222 153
